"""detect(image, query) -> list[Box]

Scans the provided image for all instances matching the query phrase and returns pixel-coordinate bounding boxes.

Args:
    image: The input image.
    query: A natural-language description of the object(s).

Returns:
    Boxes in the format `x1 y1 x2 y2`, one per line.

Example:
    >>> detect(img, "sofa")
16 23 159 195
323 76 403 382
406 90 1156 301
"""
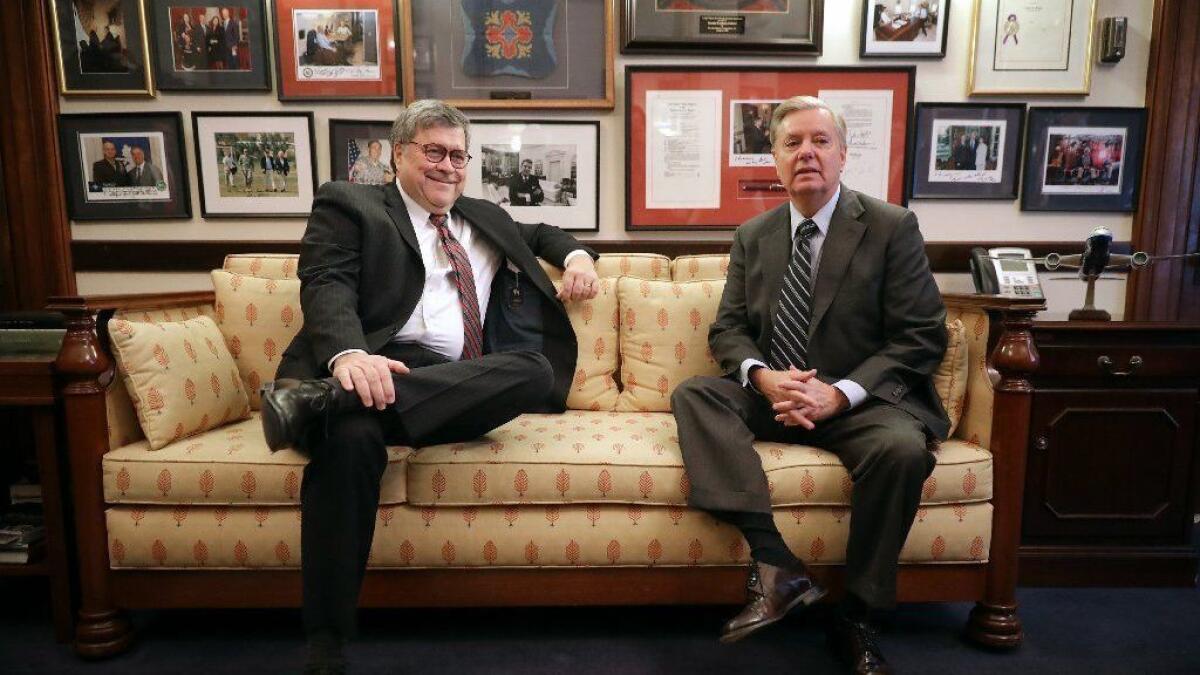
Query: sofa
50 252 1044 658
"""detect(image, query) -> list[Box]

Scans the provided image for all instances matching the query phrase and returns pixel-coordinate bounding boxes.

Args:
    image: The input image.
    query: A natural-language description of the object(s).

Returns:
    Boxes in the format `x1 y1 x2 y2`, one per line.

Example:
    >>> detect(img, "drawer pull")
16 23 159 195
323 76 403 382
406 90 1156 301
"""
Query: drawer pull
1097 355 1143 376
1035 436 1048 451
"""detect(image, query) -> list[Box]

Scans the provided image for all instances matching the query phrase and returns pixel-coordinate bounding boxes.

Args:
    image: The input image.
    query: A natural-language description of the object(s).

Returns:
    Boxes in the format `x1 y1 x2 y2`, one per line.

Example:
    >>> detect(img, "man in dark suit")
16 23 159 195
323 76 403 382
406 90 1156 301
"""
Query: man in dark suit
91 141 129 187
220 7 241 70
260 99 599 674
671 96 947 674
507 158 544 205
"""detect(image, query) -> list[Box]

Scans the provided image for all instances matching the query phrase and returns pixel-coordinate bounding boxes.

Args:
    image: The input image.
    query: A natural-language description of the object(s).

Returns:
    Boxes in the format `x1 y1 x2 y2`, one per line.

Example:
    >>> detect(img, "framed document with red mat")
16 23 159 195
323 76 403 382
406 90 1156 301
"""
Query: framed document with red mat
273 0 400 101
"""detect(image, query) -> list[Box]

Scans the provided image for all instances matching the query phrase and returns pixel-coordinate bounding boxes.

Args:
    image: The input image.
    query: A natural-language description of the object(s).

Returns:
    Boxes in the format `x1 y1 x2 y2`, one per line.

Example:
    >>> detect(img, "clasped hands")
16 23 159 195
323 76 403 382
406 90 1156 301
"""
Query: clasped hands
751 366 849 430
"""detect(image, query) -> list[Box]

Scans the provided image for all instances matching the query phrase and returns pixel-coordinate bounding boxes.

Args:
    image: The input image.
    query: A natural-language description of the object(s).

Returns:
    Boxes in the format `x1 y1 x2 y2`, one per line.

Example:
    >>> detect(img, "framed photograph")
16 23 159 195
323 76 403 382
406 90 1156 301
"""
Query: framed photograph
967 0 1096 95
49 0 154 95
192 112 318 218
466 120 599 232
273 0 400 100
626 66 914 231
622 0 822 55
861 0 949 58
1021 107 1145 212
909 102 1023 200
403 0 614 109
328 119 395 184
57 113 191 220
148 1 272 91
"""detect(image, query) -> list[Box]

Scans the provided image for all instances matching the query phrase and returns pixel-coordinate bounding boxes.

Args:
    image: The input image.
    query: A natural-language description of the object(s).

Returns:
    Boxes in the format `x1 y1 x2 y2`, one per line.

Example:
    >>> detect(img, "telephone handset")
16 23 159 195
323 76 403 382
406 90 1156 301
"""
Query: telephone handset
970 247 1043 299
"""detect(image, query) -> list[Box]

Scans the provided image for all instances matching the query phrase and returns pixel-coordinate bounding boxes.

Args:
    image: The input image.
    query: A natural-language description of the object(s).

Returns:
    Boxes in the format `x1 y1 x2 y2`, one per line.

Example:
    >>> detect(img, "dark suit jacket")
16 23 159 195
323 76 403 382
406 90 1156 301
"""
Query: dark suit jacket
277 181 595 412
507 173 544 206
709 186 950 439
91 159 128 187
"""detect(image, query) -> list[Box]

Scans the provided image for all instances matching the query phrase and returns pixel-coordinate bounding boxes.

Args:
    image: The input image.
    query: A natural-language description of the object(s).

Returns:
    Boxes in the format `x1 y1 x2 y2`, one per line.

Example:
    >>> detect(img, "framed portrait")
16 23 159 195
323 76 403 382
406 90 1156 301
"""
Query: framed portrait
57 113 191 220
967 0 1096 95
192 112 318 218
622 0 823 55
273 0 400 100
909 102 1024 200
625 66 914 231
1020 107 1145 212
328 119 395 184
49 0 154 95
466 120 600 232
403 0 615 109
861 0 949 58
148 1 272 91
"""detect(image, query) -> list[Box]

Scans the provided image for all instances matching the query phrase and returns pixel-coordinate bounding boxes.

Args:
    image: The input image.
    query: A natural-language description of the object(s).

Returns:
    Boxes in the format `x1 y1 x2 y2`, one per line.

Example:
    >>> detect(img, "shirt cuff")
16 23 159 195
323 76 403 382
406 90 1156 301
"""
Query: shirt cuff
740 358 767 391
833 379 868 410
562 249 592 268
328 348 367 373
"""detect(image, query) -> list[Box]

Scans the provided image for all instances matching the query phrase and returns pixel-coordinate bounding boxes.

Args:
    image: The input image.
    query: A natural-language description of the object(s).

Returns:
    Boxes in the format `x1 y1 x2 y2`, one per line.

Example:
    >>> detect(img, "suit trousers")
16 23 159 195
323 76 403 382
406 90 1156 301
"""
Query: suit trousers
671 375 935 608
299 344 554 638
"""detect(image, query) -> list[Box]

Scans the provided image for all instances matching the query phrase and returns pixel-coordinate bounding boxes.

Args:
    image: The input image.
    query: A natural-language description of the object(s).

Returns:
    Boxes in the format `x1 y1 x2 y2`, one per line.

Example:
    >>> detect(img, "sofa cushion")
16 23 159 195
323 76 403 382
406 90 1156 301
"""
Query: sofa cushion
108 315 251 450
555 277 619 411
672 254 730 281
222 253 299 280
211 270 304 409
934 319 969 437
946 306 994 446
102 414 413 505
404 411 991 507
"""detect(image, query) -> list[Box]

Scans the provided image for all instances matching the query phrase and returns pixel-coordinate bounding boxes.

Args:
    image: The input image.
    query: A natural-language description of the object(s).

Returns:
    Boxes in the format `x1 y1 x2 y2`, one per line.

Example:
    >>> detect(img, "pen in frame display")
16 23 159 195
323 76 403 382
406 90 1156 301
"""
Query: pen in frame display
622 0 823 56
967 0 1096 95
49 0 154 95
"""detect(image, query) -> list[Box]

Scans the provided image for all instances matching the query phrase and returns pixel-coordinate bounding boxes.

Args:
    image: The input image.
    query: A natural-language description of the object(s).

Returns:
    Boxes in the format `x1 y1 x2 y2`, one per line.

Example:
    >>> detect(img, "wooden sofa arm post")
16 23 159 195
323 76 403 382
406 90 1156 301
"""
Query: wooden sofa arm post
48 296 133 658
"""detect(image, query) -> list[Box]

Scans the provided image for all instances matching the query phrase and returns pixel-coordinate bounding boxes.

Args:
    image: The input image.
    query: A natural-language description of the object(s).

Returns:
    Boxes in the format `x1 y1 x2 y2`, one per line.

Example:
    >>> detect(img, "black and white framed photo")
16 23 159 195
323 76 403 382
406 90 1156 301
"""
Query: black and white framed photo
49 0 154 95
466 121 599 232
148 1 272 91
909 102 1023 200
1021 107 1146 212
861 0 949 58
192 112 318 218
328 119 395 184
58 113 191 220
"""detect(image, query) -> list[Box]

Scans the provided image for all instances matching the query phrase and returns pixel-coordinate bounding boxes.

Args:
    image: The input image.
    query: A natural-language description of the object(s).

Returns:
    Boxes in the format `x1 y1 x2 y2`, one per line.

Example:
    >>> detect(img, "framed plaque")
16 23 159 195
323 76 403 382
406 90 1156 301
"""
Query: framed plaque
49 0 154 96
148 1 273 91
1020 107 1145 212
273 0 401 100
967 0 1097 95
909 102 1024 200
622 0 821 55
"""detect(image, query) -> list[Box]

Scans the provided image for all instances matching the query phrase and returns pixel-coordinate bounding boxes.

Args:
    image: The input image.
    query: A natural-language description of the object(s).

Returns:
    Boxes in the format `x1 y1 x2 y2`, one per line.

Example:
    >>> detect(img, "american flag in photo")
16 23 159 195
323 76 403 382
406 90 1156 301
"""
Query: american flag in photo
347 138 361 177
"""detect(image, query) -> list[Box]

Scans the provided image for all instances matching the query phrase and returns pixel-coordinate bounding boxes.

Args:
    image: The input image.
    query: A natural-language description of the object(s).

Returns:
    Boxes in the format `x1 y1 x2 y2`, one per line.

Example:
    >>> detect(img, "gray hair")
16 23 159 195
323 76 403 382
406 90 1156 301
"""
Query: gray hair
768 96 848 149
389 99 471 150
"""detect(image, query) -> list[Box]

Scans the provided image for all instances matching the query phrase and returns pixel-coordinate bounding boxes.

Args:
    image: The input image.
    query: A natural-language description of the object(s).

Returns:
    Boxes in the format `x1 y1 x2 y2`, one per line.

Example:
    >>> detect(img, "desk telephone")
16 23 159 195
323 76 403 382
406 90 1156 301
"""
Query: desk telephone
969 247 1044 299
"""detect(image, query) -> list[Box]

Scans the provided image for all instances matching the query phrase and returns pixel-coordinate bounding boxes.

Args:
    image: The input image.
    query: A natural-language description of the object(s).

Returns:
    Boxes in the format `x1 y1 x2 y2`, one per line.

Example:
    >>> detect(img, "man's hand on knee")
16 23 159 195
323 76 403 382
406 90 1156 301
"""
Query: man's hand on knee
331 352 410 410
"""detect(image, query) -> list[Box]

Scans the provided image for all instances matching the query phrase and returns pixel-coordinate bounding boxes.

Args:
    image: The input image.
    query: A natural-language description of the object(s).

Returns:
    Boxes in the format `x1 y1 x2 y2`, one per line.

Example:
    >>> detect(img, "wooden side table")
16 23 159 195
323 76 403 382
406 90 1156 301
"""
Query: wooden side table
0 355 75 641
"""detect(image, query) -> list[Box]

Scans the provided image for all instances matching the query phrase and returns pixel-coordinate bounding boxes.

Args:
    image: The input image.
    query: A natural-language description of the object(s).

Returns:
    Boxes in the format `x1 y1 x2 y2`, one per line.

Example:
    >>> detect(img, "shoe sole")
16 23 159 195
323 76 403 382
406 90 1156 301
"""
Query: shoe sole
718 585 828 644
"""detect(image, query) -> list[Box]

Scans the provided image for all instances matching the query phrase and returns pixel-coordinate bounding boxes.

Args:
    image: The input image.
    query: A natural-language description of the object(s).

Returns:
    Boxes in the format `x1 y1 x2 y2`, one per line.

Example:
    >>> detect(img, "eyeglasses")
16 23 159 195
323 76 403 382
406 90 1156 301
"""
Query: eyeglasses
407 142 472 168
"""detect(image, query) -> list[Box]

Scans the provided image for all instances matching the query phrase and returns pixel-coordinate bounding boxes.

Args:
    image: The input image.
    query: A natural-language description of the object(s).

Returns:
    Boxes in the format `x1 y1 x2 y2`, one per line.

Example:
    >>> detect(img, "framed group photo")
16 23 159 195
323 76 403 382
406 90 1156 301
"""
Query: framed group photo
58 112 191 220
49 0 154 95
967 0 1097 95
192 112 318 218
273 0 400 100
148 1 272 91
1021 107 1146 212
622 0 823 56
466 120 600 232
909 102 1024 200
328 119 395 184
861 0 949 58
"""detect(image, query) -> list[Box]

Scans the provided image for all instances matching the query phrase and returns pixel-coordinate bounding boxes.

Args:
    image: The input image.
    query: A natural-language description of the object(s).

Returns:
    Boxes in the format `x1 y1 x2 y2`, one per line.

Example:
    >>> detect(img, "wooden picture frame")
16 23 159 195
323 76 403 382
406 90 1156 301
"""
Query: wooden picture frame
148 0 273 91
967 0 1096 95
909 102 1024 200
273 0 401 101
860 0 949 58
622 0 822 56
49 0 154 96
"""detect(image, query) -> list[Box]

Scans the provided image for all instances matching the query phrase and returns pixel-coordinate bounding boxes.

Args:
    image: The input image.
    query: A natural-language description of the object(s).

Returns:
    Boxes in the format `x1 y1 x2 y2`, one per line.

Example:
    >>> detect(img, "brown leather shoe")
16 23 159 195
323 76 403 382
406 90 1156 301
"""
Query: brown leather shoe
718 560 827 643
827 613 892 674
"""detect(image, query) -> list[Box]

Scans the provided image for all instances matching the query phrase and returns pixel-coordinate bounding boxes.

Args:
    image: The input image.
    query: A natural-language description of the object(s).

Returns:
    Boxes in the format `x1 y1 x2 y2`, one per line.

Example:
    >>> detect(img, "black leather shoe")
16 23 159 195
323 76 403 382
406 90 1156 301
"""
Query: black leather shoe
719 560 827 643
261 378 357 451
303 632 346 674
827 613 892 674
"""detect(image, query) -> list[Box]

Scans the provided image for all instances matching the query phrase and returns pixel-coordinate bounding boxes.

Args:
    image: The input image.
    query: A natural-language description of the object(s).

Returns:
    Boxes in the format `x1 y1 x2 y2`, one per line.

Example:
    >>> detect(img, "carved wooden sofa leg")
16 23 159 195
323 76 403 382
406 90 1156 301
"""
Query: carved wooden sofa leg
967 602 1022 648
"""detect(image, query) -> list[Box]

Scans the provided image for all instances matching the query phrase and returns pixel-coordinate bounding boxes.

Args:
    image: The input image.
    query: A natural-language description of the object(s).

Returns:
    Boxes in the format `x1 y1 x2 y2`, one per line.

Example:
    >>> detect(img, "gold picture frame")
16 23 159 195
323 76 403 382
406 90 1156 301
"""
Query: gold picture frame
49 0 155 96
967 0 1096 96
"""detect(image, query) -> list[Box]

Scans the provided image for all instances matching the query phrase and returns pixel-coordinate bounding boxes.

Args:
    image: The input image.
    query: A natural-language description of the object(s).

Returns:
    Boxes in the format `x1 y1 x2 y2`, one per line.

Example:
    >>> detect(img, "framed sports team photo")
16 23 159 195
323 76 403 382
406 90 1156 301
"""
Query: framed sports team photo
192 112 318 218
967 0 1096 95
403 0 615 109
466 120 600 232
909 102 1023 200
328 119 395 184
57 113 191 220
49 0 154 95
1020 107 1145 212
861 0 949 58
148 1 272 91
622 0 822 55
273 0 400 101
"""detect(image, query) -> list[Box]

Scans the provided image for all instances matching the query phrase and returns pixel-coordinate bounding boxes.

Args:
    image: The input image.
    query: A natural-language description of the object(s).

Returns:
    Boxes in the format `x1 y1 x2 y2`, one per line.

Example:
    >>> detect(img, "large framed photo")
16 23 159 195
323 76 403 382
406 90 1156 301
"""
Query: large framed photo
626 66 914 231
403 0 615 109
909 102 1024 200
49 0 153 95
192 112 318 218
273 0 400 101
968 0 1096 95
57 113 191 220
622 0 822 56
861 0 949 58
328 119 395 184
467 120 599 232
148 1 272 91
1021 107 1145 212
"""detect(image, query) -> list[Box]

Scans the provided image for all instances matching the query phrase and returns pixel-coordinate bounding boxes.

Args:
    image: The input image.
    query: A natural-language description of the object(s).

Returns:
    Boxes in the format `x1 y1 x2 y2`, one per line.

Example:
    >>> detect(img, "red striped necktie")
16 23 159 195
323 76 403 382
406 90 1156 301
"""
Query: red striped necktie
429 213 483 360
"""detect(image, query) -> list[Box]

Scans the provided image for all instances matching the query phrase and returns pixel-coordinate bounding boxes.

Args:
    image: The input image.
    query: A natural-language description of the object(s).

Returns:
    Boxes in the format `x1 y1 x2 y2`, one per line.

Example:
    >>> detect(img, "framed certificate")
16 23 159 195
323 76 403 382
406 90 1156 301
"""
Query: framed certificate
622 0 823 56
967 0 1096 95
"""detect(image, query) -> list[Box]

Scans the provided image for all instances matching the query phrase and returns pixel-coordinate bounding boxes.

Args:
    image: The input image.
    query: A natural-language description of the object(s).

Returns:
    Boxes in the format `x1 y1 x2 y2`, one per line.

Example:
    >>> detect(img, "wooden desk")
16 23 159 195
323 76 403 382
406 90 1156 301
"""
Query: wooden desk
0 356 75 640
1020 322 1200 586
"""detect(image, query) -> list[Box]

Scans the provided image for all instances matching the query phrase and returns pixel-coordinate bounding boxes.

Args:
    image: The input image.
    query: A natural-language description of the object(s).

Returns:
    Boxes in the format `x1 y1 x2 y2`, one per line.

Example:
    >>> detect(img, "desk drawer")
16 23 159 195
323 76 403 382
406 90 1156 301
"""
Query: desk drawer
1034 344 1200 379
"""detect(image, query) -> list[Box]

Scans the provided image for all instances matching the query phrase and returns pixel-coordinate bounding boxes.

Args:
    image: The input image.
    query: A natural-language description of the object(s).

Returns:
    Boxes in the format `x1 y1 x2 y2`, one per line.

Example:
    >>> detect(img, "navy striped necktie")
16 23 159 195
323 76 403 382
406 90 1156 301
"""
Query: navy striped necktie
429 213 483 360
768 219 819 371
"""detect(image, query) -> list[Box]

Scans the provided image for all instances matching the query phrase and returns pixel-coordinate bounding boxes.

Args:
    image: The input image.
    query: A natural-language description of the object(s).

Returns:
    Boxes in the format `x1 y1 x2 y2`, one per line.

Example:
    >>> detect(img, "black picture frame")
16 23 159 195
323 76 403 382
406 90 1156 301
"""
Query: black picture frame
909 102 1024 200
328 119 395 184
49 0 154 95
622 0 822 56
148 0 272 91
1021 107 1146 212
57 112 192 221
860 0 949 59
